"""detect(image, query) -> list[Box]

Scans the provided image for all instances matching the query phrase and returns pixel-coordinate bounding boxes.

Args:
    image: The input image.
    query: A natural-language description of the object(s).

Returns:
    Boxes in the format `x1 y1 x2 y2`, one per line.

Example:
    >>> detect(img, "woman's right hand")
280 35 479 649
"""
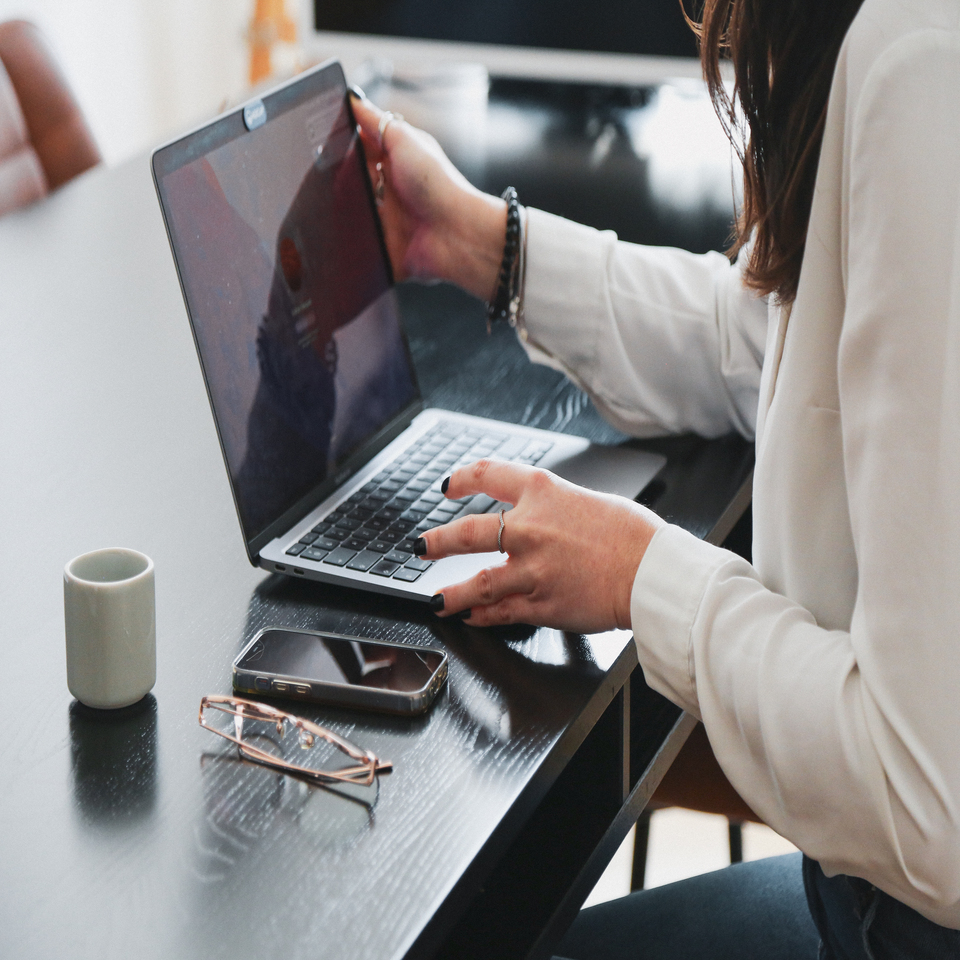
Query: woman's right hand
349 88 507 300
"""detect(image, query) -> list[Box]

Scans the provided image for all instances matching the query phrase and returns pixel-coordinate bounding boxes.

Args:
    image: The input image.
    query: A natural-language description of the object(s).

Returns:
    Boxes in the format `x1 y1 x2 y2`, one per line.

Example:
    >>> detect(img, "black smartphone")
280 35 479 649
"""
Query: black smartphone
232 627 448 715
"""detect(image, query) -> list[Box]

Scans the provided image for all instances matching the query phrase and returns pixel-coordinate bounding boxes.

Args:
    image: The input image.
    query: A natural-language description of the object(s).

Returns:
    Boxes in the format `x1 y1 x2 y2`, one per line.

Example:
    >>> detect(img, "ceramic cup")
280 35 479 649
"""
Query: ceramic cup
64 548 156 709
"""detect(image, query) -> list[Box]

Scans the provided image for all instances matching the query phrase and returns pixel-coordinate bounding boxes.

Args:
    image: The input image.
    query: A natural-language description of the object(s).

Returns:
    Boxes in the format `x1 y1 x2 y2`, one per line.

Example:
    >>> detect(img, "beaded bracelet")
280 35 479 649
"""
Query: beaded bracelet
486 186 522 332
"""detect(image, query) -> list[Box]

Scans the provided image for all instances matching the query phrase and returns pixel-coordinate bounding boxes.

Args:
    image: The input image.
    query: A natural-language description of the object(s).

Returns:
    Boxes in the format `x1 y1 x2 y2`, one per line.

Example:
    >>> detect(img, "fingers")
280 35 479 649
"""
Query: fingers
348 88 382 149
348 88 406 157
443 458 542 505
434 560 536 620
419 509 505 559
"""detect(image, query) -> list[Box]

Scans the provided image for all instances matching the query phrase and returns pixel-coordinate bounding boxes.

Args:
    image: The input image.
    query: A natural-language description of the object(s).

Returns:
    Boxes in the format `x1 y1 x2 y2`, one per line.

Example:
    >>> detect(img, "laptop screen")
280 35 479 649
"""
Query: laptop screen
154 64 418 548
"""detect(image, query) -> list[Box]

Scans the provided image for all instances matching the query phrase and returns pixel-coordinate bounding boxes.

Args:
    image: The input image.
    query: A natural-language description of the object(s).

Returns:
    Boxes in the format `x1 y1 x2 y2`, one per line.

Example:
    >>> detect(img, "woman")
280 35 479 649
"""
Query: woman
350 0 960 955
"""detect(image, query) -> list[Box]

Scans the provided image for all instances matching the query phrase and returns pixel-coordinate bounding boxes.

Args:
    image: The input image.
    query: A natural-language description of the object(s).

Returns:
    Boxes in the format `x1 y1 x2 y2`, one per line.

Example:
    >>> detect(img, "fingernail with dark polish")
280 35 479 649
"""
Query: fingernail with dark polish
441 476 450 495
348 84 366 100
414 537 427 556
429 593 445 612
452 609 472 621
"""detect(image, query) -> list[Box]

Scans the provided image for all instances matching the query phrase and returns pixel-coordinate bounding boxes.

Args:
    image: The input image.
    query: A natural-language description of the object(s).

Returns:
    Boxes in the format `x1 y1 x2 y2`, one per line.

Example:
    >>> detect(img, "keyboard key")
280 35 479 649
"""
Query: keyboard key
433 502 461 516
496 437 527 459
460 494 498 515
298 531 319 545
353 528 376 542
350 506 374 521
312 536 338 551
302 546 329 562
347 491 367 504
342 538 368 552
378 529 403 544
337 517 362 531
392 566 423 582
370 559 401 578
323 547 357 567
392 519 415 534
399 538 418 552
402 509 428 523
386 549 412 564
405 557 433 572
330 526 353 542
367 490 390 503
285 543 306 556
380 479 403 493
392 489 418 503
366 516 390 531
379 506 402 521
311 521 332 535
368 540 391 554
373 471 391 483
346 550 380 572
420 491 443 504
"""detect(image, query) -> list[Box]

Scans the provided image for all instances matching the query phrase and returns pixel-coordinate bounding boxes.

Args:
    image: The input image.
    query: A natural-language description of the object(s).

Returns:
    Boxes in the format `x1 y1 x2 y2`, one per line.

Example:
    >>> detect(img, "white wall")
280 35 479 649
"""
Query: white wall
0 0 274 164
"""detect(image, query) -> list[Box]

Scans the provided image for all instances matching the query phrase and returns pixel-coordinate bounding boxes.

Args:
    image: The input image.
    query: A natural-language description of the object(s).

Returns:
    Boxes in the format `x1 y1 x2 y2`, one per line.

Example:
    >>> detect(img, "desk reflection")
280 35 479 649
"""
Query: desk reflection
69 694 158 828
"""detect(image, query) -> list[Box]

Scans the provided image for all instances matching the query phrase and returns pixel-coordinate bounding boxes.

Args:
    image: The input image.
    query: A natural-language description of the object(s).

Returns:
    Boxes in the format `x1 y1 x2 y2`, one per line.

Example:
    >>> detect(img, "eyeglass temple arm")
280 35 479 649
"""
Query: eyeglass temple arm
199 696 392 779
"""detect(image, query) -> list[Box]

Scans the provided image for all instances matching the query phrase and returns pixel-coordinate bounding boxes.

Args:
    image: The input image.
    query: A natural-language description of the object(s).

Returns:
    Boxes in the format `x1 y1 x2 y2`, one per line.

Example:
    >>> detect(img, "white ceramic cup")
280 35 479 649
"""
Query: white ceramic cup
64 548 156 709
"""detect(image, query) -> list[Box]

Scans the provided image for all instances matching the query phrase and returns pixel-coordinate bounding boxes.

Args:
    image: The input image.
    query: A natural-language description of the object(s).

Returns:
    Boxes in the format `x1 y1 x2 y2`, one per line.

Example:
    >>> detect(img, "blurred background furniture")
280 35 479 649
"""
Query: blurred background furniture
0 19 100 217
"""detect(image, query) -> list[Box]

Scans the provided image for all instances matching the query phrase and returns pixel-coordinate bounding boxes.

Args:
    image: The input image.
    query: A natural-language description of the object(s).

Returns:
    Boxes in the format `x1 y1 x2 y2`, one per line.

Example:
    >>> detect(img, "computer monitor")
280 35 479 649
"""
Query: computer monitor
309 0 703 85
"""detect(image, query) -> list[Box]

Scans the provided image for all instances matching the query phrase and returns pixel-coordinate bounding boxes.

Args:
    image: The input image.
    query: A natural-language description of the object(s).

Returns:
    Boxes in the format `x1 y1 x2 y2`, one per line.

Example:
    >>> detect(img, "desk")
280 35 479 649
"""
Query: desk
0 80 753 960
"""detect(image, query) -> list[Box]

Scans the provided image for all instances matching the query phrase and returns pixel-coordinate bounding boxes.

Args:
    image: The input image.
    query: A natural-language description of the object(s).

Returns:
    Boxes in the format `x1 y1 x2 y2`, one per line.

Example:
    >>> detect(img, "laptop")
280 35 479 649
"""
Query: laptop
151 59 665 603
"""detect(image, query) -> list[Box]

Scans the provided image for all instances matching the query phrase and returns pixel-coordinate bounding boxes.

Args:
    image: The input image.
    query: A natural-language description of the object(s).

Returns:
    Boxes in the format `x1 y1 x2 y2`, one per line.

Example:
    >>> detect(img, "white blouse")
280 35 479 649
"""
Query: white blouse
520 0 960 928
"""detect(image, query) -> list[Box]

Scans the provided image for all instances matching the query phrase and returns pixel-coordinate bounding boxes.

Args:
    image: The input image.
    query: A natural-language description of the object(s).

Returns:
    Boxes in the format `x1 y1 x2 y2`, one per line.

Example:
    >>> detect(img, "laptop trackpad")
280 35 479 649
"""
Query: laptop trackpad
548 445 666 502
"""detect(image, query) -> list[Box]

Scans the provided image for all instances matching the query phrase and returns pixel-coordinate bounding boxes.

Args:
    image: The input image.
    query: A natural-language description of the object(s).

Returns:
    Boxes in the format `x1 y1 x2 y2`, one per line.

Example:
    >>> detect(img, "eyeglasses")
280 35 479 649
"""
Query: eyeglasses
199 695 392 786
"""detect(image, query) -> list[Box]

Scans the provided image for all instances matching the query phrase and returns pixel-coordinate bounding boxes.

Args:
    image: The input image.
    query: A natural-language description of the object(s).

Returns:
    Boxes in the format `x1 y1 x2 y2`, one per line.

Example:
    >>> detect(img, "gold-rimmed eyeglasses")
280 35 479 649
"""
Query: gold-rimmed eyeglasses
199 695 392 786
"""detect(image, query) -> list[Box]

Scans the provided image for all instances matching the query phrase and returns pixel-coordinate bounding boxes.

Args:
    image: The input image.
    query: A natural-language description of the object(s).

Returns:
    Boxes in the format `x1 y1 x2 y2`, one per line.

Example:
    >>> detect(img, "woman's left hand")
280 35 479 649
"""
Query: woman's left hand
418 459 665 633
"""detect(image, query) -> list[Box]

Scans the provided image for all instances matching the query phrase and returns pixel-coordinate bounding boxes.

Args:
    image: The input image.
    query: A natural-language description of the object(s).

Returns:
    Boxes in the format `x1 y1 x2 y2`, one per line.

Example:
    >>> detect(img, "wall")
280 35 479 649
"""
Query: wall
0 0 275 164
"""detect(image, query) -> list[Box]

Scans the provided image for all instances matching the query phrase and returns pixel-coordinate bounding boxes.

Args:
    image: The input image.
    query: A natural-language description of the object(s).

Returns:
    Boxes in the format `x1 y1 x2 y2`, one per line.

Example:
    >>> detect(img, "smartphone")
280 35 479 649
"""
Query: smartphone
232 627 448 715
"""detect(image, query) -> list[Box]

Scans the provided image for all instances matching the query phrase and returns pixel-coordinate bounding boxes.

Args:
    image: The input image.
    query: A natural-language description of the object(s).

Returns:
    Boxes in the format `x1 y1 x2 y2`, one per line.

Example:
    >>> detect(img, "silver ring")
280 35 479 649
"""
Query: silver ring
377 110 403 150
375 162 385 204
497 509 505 554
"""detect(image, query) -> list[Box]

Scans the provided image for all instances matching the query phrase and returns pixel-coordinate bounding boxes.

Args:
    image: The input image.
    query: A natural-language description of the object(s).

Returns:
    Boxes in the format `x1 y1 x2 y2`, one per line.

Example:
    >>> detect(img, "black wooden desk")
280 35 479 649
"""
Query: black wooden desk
0 77 753 960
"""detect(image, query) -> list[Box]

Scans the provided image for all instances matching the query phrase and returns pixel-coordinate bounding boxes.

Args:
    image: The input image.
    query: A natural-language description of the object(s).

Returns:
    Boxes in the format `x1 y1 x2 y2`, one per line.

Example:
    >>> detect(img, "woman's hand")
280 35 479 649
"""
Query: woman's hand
349 89 506 300
417 459 665 633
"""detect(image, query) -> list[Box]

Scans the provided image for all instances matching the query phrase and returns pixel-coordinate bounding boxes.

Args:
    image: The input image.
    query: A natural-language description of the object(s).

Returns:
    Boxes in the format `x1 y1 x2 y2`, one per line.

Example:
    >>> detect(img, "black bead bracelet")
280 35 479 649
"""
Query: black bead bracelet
486 186 521 331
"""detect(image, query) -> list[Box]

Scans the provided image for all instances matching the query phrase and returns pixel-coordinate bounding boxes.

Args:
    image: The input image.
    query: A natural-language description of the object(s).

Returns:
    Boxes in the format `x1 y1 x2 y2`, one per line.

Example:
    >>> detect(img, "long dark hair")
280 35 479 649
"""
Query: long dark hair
693 0 865 303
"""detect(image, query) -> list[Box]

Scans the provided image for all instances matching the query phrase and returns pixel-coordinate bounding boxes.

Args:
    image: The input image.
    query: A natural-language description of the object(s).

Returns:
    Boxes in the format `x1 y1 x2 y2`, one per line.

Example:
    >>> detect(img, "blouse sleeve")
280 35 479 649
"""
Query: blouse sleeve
519 208 769 439
632 25 960 926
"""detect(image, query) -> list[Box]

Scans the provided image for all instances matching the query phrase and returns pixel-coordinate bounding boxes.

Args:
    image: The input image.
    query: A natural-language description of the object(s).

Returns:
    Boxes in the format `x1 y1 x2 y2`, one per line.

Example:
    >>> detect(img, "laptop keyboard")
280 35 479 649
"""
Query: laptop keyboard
284 420 553 583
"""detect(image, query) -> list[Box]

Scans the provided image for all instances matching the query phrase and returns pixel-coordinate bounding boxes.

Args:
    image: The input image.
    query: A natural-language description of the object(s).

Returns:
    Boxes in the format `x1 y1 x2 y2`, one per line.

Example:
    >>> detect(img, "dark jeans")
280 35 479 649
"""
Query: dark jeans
554 852 960 960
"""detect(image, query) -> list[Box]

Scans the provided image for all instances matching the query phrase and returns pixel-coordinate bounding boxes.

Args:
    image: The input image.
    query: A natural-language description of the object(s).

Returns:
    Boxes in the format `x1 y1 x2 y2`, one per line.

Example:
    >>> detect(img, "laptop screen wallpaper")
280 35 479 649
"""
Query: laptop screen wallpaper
158 83 417 541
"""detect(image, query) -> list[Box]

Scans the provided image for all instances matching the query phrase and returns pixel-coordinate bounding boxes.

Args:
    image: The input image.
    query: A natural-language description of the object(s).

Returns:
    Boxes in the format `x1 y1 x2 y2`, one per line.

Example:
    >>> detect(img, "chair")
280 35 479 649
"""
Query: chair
632 722 762 888
0 20 100 218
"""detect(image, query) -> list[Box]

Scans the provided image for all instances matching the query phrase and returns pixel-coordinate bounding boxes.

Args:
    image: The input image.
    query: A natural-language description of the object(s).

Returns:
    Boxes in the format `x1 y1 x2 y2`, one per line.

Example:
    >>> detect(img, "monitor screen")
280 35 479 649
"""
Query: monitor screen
154 65 418 546
313 0 698 60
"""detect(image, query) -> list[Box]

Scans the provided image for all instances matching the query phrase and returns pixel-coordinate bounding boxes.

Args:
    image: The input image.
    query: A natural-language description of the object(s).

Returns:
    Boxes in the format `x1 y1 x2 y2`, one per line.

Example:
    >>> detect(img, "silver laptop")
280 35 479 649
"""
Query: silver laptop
152 60 664 602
